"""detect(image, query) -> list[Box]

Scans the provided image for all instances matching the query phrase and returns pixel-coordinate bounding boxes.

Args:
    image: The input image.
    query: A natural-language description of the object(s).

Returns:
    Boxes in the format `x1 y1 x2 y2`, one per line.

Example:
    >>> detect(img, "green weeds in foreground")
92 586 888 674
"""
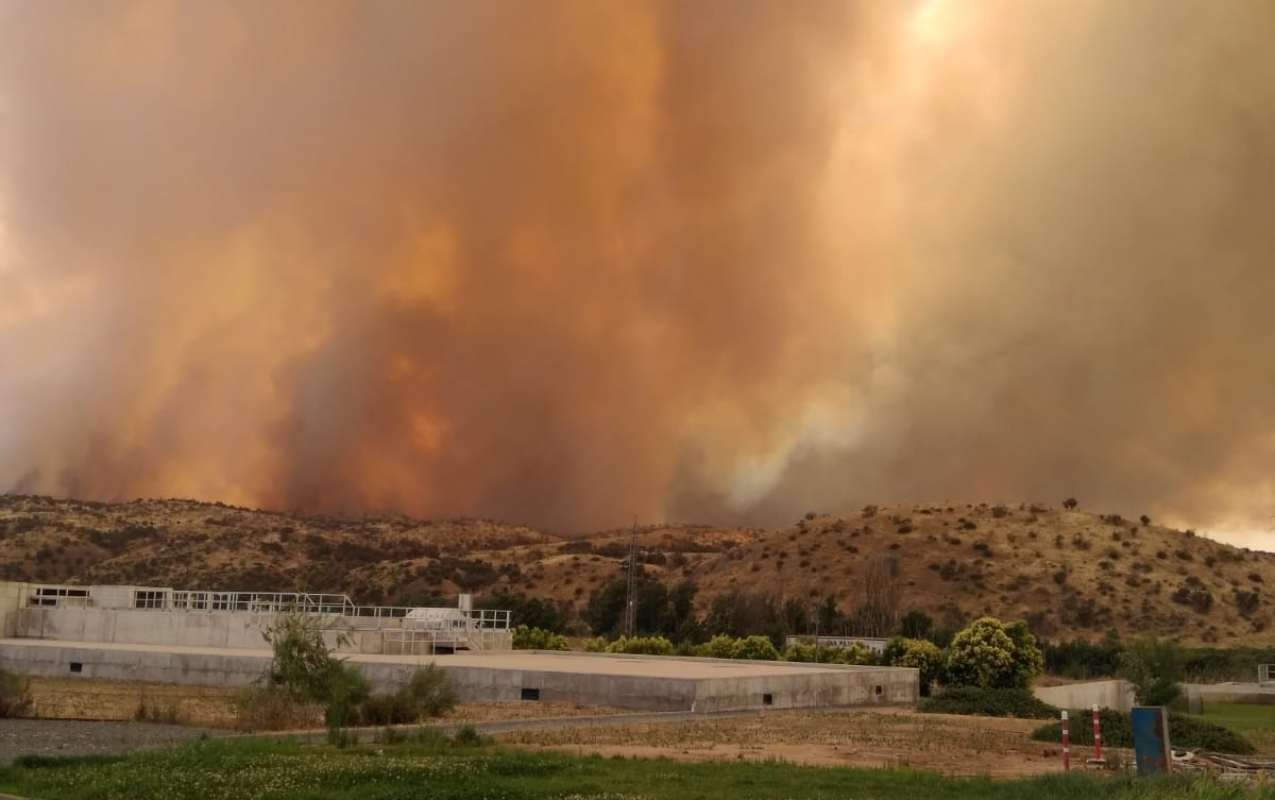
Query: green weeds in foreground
2 736 1275 800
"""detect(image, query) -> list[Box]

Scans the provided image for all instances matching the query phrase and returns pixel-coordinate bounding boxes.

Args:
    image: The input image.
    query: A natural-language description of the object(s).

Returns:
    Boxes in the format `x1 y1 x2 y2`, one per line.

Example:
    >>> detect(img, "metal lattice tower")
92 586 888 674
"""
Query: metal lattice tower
623 524 639 637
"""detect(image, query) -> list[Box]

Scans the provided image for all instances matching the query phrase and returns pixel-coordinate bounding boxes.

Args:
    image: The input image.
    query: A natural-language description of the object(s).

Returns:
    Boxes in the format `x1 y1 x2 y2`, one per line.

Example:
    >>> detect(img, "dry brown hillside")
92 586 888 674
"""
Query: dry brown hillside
3 495 1272 646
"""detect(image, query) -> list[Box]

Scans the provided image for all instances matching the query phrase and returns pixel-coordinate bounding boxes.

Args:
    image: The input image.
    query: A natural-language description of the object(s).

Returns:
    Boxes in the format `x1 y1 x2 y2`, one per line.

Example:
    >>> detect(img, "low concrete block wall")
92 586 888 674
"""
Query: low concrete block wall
1033 680 1134 712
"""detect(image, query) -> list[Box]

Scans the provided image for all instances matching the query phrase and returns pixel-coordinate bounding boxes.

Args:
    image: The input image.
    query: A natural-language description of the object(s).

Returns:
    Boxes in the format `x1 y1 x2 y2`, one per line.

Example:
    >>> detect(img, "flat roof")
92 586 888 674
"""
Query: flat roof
0 639 897 680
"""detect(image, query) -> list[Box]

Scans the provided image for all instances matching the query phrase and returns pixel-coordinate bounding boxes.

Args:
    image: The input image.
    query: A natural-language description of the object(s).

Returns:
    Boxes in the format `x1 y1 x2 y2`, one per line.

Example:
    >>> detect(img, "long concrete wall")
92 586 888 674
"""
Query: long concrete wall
1186 683 1275 706
0 641 918 712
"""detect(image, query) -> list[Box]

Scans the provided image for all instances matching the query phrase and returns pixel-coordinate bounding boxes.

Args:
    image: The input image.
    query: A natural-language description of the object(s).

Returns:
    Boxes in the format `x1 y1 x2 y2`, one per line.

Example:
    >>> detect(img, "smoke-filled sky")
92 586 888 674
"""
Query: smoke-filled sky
2 1 1273 547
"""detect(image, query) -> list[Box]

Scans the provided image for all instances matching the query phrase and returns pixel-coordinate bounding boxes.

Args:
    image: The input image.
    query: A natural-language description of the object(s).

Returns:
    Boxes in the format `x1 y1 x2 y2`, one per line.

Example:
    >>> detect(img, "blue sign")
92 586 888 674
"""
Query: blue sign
1131 706 1171 776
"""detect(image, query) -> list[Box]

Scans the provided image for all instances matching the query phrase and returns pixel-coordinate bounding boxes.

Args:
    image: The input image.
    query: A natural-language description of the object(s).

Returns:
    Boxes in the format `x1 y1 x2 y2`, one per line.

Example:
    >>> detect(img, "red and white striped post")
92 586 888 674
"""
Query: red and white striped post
1060 710 1071 772
1091 704 1104 764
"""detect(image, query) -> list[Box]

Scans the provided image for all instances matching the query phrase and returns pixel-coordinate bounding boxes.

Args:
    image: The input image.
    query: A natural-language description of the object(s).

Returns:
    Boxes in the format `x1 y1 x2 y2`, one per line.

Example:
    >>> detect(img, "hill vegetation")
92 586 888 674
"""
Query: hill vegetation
2 494 1272 647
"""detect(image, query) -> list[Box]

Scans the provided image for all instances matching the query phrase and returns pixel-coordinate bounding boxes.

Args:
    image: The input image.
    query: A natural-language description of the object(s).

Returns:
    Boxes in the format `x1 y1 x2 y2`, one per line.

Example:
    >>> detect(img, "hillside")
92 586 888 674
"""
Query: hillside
3 495 1272 646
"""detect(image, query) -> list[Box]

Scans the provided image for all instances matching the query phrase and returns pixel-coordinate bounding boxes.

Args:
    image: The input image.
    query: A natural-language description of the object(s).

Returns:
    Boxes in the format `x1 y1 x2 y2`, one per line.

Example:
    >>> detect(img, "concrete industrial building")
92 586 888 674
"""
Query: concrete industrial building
0 581 919 712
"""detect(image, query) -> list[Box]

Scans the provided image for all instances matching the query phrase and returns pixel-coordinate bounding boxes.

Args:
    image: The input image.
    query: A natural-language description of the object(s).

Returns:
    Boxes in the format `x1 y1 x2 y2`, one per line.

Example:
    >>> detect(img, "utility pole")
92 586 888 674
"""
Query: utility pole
623 523 639 637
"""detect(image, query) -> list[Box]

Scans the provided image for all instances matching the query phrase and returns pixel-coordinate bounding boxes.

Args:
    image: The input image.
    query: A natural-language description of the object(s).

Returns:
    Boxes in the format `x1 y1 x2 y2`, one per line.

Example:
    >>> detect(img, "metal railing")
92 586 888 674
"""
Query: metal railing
23 584 511 632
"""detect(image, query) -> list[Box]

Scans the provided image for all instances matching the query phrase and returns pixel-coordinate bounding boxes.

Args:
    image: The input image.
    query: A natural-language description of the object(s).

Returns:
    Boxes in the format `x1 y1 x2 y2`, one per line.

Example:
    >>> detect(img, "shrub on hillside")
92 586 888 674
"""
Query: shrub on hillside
919 687 1058 719
1031 709 1254 755
732 635 780 661
883 637 944 696
512 626 569 651
946 617 1043 689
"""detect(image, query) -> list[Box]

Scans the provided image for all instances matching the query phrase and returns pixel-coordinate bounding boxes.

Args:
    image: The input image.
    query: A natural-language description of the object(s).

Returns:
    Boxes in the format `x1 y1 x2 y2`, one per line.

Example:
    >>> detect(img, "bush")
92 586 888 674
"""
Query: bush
0 669 31 718
605 635 673 655
883 637 943 696
259 612 370 737
512 626 569 651
321 662 371 731
1119 636 1183 707
823 643 876 665
452 724 487 747
583 637 608 653
701 634 739 659
732 635 780 661
360 665 457 725
919 687 1059 719
782 642 816 662
1031 709 1254 755
946 617 1042 689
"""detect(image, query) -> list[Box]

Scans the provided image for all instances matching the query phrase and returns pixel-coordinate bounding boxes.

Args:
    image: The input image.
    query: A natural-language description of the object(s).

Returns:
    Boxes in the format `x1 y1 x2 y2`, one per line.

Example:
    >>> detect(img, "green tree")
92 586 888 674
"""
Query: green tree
900 610 934 639
478 591 566 633
946 617 1042 690
782 597 811 635
817 596 845 633
884 637 944 696
260 612 368 741
585 574 694 638
1119 636 1183 706
261 613 349 702
1005 620 1045 689
703 590 787 648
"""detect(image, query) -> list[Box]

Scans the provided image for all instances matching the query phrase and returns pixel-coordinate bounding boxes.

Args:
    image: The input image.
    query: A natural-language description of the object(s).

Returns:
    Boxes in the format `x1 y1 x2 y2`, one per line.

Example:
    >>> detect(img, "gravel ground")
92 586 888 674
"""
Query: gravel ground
0 719 224 763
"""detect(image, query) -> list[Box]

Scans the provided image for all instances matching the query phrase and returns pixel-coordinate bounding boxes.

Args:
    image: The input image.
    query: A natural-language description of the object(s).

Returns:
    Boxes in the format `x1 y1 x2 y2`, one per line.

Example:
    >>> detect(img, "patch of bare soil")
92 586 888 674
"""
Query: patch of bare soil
498 708 1073 778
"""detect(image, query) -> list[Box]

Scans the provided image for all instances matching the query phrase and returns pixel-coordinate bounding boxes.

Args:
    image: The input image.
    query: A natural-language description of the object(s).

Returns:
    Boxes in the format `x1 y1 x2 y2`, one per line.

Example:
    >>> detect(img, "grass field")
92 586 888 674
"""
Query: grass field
1199 704 1275 752
2 734 1274 800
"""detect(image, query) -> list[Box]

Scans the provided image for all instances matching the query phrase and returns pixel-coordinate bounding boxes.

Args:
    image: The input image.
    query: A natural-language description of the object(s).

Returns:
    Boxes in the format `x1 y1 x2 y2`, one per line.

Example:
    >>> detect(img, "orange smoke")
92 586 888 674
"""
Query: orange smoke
1 1 1273 545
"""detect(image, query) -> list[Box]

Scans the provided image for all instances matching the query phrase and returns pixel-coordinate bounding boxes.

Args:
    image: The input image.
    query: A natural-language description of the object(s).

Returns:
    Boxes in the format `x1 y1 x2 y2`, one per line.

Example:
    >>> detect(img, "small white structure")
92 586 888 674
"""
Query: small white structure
1260 664 1275 685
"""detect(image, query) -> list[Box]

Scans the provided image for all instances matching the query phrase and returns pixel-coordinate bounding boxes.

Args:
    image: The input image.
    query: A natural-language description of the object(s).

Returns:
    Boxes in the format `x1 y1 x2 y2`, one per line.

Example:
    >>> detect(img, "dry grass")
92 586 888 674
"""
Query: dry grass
497 708 1069 777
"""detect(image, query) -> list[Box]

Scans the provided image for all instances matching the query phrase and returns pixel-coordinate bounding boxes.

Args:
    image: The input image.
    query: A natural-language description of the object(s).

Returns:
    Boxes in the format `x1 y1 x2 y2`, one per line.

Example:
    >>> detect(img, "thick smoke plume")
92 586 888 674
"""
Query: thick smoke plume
1 1 1273 545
